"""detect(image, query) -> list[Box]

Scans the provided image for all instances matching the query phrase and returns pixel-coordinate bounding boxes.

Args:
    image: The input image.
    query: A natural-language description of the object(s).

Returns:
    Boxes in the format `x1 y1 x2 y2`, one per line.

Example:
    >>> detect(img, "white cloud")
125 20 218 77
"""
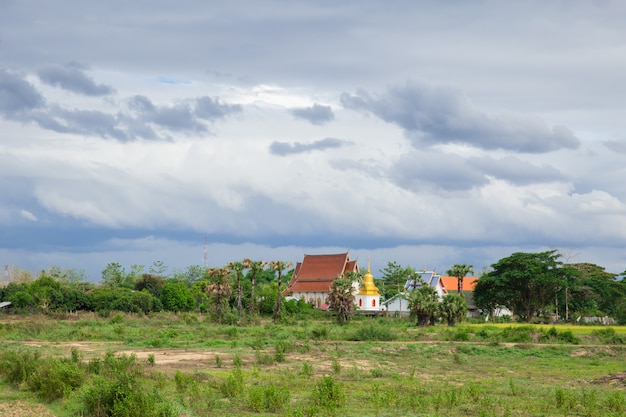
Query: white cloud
20 209 38 222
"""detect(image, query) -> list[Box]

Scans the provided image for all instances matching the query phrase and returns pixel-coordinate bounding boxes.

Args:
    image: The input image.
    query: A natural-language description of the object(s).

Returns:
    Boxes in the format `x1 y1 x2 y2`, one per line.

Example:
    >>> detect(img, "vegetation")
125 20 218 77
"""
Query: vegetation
328 277 356 324
447 263 475 294
1 314 626 416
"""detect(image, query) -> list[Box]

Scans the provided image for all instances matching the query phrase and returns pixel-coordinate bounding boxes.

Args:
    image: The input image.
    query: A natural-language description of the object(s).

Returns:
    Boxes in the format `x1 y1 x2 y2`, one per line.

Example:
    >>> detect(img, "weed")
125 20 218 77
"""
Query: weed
232 353 243 368
215 355 222 368
311 326 329 340
350 323 395 341
331 357 341 374
220 367 244 398
312 375 345 413
247 382 290 412
301 361 313 378
147 353 155 366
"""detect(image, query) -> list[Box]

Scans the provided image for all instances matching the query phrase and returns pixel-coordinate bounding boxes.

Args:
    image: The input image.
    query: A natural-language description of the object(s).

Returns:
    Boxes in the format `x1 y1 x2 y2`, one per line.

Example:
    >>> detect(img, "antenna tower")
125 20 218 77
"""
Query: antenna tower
202 236 208 267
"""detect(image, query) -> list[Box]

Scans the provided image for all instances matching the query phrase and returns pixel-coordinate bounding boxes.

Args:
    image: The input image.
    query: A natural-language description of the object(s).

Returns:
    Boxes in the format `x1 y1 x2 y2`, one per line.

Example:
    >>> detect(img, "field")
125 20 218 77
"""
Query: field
1 313 625 416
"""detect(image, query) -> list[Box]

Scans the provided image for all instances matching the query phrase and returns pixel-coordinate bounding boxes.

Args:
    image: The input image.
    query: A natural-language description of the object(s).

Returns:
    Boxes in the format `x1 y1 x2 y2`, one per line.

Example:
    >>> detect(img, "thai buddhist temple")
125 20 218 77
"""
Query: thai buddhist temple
283 252 359 308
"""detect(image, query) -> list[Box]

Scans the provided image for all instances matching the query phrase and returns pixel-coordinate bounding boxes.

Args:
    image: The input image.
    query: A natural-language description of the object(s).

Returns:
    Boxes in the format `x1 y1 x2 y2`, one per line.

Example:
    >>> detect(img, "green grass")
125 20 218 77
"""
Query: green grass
1 313 626 416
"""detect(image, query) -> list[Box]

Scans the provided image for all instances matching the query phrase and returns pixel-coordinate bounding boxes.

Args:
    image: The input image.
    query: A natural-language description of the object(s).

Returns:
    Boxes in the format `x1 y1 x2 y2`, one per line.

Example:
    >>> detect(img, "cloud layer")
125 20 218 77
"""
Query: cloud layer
1 1 625 280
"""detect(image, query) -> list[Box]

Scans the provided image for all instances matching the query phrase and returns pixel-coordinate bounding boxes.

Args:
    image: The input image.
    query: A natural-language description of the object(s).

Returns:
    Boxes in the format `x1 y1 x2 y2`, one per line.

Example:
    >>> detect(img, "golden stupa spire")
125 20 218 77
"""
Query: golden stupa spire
358 256 380 296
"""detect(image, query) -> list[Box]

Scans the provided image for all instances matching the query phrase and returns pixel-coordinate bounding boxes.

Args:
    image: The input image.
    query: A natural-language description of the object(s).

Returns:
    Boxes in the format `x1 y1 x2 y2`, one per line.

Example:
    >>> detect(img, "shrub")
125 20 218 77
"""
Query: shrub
312 375 345 413
220 367 244 398
247 383 290 412
349 323 395 341
28 358 84 401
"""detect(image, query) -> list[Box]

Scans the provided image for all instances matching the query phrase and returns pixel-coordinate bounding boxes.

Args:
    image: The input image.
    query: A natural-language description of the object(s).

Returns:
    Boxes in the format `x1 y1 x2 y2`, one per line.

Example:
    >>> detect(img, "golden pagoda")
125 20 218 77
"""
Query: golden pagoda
356 258 381 310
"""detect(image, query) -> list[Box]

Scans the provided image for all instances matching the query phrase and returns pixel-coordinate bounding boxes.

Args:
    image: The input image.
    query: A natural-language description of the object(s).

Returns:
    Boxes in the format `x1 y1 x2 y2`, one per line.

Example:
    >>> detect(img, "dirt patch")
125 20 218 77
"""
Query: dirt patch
595 372 626 386
0 401 56 417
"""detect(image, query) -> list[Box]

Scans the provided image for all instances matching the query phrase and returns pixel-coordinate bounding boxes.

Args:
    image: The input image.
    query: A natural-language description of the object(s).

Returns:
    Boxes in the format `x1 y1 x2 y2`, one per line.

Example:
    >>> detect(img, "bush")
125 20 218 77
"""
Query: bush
349 323 395 341
312 375 345 413
28 358 84 401
247 383 290 412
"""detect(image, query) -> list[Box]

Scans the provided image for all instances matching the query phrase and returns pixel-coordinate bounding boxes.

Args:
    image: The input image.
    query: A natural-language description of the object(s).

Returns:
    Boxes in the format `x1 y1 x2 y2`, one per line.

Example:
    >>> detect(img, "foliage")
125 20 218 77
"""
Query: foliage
160 282 195 312
377 261 416 300
474 250 565 322
327 277 356 325
134 273 165 298
438 294 468 326
268 260 293 323
206 267 233 322
447 263 474 294
408 283 439 326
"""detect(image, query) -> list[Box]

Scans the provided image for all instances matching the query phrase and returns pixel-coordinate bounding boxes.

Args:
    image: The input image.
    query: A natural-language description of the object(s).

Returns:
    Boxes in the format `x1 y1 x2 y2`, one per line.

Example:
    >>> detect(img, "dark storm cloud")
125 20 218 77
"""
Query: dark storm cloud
195 96 243 120
128 95 205 133
474 156 567 185
390 153 487 192
31 105 128 140
289 103 334 125
269 137 349 156
0 68 45 117
340 83 581 153
37 62 115 96
603 139 626 154
388 152 566 192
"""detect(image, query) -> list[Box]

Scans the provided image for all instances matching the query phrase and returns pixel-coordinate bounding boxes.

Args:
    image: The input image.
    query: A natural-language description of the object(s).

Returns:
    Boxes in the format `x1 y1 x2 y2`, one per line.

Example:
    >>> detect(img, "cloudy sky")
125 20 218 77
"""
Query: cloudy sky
1 1 626 282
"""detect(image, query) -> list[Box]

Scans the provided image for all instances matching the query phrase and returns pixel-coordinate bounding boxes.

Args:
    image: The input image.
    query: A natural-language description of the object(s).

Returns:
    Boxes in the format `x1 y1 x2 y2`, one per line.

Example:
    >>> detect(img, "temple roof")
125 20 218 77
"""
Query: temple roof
284 252 358 294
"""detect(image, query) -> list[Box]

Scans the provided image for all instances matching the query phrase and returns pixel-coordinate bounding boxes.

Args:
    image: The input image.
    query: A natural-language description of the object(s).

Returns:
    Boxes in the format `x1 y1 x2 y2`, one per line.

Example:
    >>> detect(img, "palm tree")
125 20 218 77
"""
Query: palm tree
227 261 245 317
206 267 232 322
268 260 293 323
327 276 356 324
447 264 474 295
243 258 266 315
408 284 439 326
438 294 468 326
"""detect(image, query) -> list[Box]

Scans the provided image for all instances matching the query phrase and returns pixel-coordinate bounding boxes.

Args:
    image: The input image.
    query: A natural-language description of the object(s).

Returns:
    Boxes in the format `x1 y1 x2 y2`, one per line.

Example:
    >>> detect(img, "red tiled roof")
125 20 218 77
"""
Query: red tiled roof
295 253 352 281
440 276 479 291
284 252 358 295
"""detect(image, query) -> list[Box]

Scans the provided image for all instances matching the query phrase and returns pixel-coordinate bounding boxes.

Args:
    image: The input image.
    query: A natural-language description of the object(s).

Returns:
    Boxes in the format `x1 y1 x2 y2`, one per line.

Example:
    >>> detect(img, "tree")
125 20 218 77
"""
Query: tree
378 261 416 301
327 277 356 324
206 267 232 322
438 294 468 326
134 274 165 298
149 260 167 276
268 260 293 323
101 263 135 289
474 250 565 322
160 282 195 312
227 261 245 317
566 263 625 319
243 259 266 315
408 283 439 326
447 264 474 295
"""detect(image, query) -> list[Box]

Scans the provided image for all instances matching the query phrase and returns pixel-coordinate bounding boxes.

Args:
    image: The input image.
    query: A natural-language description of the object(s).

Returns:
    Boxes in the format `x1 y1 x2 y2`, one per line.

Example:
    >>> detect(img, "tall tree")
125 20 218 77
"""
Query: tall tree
327 277 356 324
206 267 232 322
227 261 245 317
378 261 416 300
243 259 266 315
447 264 474 295
474 250 564 322
268 260 293 323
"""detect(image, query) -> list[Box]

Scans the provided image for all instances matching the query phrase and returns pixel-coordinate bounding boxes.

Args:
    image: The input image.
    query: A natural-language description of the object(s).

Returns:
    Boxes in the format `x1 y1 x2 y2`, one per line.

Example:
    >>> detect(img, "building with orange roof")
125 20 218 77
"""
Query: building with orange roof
439 276 479 293
283 252 360 308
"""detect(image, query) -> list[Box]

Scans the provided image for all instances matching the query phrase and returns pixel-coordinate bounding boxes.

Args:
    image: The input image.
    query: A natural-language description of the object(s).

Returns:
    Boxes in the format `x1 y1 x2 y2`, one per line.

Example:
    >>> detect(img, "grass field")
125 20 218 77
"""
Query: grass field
1 313 625 416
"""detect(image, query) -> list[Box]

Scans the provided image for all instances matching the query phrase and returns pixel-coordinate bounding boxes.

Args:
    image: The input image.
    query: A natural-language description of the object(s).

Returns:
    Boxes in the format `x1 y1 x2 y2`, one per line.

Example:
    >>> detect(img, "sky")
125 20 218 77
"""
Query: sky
1 1 626 283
